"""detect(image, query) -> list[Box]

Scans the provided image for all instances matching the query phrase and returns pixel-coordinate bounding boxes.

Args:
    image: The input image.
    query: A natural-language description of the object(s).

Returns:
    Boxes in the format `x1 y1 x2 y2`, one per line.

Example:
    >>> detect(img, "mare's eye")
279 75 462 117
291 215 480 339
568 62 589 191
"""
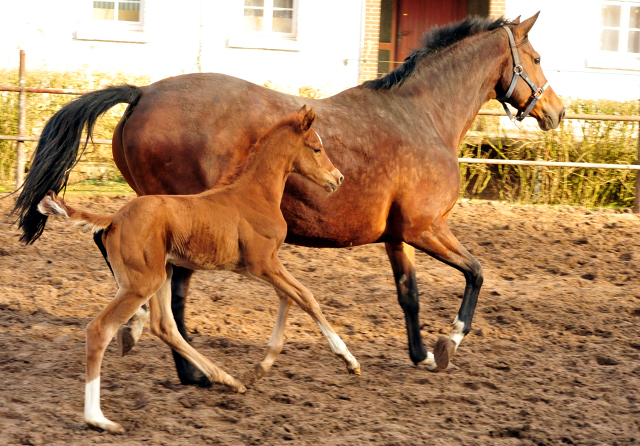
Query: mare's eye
534 57 541 65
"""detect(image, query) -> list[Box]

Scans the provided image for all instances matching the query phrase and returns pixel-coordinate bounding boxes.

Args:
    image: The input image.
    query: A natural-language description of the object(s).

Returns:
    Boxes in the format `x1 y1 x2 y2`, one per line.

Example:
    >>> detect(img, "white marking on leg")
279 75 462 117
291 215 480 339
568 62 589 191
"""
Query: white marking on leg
418 352 438 371
317 323 359 371
84 378 124 432
449 316 465 348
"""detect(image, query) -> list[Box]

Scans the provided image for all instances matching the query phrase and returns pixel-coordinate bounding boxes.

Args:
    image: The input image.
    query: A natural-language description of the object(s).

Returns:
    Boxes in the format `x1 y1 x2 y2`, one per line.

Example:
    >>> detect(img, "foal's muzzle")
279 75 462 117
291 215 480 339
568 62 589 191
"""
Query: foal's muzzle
324 169 344 193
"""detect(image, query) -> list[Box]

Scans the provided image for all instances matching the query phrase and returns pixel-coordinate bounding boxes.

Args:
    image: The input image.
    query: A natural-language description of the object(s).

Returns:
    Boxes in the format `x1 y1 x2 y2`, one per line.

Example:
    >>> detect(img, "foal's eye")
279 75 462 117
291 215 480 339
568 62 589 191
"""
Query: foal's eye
533 57 541 65
313 148 321 154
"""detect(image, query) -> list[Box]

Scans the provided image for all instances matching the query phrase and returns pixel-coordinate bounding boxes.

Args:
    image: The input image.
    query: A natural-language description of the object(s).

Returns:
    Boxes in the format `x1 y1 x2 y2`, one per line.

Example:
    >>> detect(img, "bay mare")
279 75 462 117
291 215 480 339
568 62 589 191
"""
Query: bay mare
13 14 565 385
37 107 356 432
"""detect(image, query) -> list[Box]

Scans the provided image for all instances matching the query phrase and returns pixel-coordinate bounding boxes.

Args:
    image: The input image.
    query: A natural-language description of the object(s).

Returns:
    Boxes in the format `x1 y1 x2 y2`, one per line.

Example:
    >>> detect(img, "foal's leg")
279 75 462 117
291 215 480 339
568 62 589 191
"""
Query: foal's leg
385 242 428 365
407 218 483 371
168 266 212 387
244 289 293 385
254 260 360 375
148 266 246 393
93 229 150 357
85 285 160 433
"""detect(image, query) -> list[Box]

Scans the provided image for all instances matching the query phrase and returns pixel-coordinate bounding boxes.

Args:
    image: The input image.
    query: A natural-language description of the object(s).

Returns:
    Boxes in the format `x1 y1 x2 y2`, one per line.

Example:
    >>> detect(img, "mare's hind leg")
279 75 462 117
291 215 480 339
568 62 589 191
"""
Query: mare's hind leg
243 289 293 385
406 218 483 371
385 242 428 365
93 229 150 357
168 266 212 387
149 266 246 393
252 259 360 375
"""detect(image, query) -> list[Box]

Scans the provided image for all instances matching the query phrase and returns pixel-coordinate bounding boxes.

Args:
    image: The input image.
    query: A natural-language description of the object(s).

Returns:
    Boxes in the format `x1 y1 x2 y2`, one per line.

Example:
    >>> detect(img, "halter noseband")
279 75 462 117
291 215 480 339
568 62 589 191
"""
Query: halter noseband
496 25 550 124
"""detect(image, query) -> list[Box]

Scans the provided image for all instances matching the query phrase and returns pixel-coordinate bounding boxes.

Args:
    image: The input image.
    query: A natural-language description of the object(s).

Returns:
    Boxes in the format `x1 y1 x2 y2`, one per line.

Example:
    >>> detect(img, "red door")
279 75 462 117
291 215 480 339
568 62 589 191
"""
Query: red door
395 0 469 63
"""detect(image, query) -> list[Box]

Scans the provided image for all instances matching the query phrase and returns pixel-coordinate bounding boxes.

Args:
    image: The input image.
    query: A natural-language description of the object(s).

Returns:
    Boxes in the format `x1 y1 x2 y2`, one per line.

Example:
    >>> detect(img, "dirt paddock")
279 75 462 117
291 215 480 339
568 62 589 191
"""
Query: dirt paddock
0 195 639 446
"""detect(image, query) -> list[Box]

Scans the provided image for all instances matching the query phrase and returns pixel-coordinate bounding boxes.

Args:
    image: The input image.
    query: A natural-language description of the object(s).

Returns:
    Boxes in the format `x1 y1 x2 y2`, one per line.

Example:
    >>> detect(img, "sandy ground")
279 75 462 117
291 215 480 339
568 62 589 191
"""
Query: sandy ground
0 195 639 446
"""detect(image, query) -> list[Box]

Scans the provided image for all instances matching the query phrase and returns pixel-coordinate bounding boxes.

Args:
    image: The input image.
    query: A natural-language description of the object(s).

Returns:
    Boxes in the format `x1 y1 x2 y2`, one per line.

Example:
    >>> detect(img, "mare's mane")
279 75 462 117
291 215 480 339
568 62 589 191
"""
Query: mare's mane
363 16 515 91
217 113 303 187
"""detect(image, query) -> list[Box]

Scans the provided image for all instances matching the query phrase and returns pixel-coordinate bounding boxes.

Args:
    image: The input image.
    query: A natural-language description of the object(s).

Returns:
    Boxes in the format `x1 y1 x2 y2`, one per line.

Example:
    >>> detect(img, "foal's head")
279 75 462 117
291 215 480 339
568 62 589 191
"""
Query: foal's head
496 13 565 130
290 106 343 193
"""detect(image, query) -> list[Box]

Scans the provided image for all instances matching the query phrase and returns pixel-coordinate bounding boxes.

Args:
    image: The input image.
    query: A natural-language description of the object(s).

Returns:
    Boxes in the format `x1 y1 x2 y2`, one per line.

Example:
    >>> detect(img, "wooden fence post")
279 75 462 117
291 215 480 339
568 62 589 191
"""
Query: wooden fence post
635 99 640 213
15 50 26 190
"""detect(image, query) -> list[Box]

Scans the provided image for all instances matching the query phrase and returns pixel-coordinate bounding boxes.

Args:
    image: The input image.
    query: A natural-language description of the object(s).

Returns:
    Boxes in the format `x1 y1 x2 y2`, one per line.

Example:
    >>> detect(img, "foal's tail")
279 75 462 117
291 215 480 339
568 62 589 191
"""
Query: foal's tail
37 191 114 233
10 85 142 245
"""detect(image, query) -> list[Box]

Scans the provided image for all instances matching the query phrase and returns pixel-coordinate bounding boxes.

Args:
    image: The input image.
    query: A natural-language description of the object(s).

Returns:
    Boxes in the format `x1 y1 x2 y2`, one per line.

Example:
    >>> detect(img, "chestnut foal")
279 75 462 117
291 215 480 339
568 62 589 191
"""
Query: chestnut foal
38 107 359 433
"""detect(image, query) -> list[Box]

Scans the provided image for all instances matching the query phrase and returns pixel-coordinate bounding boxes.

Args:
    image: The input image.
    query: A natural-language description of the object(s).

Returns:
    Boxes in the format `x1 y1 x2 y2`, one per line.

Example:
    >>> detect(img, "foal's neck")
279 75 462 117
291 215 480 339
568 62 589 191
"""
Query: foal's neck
400 29 510 149
228 127 299 205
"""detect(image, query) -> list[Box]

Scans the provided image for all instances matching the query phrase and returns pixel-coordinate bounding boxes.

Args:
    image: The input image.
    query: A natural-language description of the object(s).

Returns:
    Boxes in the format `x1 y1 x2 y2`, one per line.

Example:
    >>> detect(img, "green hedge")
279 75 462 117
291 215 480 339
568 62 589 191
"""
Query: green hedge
1 70 638 208
460 99 638 208
0 68 150 185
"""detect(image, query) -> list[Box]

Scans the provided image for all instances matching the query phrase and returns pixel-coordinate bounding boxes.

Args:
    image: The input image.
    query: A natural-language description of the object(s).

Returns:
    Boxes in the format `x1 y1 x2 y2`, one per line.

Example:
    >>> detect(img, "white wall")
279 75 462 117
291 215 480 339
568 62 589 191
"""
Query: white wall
505 0 640 101
0 0 364 94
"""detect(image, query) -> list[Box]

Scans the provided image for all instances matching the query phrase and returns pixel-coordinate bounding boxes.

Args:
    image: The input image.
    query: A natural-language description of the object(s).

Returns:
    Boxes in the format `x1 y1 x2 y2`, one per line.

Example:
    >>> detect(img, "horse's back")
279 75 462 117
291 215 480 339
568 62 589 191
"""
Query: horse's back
117 73 303 196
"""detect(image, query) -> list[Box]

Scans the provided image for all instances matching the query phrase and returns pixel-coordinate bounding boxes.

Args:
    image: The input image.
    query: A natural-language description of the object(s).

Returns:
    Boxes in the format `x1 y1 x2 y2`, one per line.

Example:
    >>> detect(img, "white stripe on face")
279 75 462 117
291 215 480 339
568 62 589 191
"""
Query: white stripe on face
314 130 323 147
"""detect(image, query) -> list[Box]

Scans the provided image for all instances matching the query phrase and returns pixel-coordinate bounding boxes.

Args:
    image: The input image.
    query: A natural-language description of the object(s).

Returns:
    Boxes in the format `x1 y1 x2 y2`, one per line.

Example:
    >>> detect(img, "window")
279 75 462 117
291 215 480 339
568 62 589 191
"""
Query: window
76 0 147 43
600 1 640 54
93 1 142 23
243 0 297 37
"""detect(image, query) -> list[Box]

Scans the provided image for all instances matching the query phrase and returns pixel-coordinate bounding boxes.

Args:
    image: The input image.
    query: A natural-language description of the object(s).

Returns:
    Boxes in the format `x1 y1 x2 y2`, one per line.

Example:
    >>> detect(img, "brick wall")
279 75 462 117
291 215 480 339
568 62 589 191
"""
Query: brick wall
358 0 381 84
489 0 506 19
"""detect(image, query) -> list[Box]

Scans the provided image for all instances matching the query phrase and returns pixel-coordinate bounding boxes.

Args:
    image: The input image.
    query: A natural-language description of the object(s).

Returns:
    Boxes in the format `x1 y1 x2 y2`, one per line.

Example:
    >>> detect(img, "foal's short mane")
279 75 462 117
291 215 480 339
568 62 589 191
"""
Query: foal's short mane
363 16 515 91
217 113 302 187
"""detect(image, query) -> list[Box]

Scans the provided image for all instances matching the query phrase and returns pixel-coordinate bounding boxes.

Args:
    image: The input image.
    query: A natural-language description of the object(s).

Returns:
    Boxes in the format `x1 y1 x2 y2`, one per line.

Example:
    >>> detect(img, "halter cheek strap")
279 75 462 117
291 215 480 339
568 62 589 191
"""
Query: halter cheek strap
496 25 550 123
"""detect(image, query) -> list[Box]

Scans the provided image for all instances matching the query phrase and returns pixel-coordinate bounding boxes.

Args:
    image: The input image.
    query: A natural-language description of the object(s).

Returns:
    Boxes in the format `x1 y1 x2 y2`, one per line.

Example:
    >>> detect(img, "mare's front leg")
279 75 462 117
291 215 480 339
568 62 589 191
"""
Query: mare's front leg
406 218 483 371
250 258 360 375
385 242 428 365
168 266 212 387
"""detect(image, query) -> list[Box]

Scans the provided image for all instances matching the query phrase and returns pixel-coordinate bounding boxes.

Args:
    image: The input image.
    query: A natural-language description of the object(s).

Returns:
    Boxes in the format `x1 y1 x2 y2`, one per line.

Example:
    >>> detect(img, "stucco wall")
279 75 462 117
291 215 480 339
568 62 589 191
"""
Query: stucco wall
0 0 364 95
505 0 640 101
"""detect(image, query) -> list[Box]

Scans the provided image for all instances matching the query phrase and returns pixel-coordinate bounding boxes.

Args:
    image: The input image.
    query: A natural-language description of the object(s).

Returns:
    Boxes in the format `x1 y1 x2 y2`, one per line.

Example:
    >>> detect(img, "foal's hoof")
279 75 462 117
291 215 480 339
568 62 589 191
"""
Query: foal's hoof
87 419 125 434
347 365 361 376
117 326 137 357
433 336 457 371
241 364 267 387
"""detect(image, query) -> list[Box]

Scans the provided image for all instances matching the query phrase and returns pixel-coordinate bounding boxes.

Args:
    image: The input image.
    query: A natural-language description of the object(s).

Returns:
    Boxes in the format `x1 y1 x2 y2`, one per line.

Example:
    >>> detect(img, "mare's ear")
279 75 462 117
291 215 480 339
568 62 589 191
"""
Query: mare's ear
512 15 521 24
297 104 309 116
301 107 316 132
513 12 539 42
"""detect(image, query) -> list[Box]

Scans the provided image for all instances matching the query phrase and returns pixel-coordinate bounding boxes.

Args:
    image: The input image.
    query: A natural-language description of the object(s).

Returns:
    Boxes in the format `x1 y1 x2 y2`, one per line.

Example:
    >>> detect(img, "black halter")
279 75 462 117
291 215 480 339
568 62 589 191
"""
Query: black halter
496 25 550 123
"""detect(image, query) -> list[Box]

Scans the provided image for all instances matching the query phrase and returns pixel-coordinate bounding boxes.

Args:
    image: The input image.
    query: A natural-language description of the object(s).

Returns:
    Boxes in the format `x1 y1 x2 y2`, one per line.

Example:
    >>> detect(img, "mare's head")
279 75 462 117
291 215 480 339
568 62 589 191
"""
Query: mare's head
290 106 343 193
496 13 565 130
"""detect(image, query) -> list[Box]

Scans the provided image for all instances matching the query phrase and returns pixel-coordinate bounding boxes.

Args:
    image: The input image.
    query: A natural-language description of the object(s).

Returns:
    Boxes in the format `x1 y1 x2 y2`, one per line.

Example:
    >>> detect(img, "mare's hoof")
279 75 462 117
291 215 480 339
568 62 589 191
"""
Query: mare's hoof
117 326 137 357
433 336 457 371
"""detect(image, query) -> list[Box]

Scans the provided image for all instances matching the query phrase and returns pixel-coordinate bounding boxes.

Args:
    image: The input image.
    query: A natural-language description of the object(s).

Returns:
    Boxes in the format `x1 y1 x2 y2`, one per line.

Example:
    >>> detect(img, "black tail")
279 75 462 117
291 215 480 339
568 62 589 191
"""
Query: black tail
10 85 142 244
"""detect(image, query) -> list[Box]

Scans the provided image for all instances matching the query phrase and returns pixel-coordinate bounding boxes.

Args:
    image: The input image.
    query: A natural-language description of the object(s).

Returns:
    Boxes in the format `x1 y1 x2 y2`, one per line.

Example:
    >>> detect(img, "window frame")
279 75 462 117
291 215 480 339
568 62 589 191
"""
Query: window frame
91 0 145 31
599 0 640 56
241 0 298 39
75 0 147 43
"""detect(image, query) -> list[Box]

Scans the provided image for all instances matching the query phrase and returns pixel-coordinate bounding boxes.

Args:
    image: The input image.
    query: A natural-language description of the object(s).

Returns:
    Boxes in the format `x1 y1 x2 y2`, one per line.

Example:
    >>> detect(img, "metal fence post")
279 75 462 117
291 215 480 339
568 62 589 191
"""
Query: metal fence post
15 50 27 190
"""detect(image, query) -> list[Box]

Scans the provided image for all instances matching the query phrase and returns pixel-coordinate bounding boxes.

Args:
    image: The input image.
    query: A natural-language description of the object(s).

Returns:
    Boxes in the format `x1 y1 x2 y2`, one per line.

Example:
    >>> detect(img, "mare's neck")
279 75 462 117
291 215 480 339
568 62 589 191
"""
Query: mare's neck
398 29 509 150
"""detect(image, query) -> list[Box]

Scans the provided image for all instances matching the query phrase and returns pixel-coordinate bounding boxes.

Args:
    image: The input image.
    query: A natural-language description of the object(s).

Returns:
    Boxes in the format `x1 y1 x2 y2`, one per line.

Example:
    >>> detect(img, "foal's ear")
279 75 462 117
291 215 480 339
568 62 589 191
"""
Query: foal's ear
300 107 316 132
297 104 309 116
513 12 539 42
